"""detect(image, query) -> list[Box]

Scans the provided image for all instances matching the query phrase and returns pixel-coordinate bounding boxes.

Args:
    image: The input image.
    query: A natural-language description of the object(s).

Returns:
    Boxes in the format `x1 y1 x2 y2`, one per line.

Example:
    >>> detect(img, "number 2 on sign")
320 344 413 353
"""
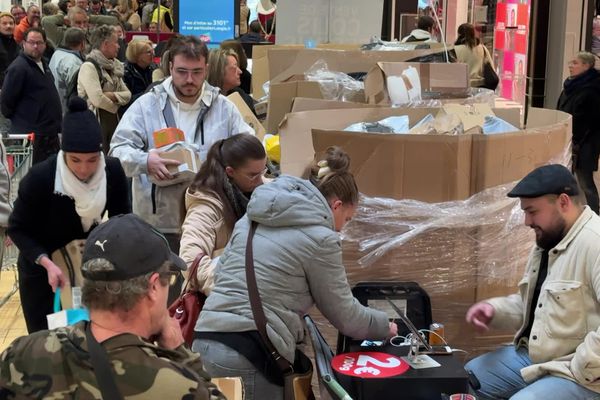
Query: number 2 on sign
356 355 402 368
353 355 402 375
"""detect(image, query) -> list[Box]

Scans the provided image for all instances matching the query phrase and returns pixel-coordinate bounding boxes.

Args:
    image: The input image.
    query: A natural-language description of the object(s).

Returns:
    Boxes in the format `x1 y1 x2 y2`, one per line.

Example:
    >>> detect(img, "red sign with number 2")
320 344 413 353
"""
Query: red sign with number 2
331 352 410 378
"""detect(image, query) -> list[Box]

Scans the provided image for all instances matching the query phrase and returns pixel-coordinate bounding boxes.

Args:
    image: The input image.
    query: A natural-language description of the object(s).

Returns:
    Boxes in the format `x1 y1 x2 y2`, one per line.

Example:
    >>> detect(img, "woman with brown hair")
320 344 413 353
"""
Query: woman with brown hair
193 146 397 399
454 23 490 87
179 133 266 295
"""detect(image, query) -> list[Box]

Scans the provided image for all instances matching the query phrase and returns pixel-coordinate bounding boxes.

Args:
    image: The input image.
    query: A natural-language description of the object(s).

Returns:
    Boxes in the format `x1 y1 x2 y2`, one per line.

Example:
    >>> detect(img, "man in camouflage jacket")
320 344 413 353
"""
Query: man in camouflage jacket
0 214 225 400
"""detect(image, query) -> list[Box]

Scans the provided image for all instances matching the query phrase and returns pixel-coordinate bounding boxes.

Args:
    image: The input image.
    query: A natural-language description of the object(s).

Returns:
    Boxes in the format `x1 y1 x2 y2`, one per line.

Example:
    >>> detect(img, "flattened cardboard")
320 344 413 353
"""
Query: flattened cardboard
365 62 470 104
440 104 495 131
266 81 322 133
312 129 472 201
291 97 386 113
227 92 267 140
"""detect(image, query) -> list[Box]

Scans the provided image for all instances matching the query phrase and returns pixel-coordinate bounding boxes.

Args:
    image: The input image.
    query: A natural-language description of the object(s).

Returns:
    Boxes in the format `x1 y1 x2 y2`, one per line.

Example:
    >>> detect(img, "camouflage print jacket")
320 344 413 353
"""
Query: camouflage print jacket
0 321 225 400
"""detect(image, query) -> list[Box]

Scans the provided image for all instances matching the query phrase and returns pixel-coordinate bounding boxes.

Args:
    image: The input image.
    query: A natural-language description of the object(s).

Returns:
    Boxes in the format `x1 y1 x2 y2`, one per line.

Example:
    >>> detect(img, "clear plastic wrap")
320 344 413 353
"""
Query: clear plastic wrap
304 60 365 102
309 140 571 360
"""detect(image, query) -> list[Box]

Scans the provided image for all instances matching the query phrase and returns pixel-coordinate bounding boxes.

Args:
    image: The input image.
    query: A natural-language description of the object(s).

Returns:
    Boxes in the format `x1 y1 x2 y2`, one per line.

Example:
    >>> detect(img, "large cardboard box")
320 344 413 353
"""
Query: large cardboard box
266 81 323 133
251 44 361 98
364 62 470 104
279 106 568 201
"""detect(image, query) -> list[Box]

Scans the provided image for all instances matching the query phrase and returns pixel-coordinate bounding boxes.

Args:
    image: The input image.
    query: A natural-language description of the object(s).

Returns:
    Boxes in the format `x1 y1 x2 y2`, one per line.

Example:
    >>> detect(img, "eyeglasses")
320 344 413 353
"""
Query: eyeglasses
25 40 45 47
173 68 204 78
158 271 180 286
245 167 268 181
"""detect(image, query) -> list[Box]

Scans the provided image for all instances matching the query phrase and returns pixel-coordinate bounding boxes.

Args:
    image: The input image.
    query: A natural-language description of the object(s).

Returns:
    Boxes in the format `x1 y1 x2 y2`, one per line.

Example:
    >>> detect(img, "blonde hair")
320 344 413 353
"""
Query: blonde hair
126 39 153 63
207 48 238 93
310 146 359 205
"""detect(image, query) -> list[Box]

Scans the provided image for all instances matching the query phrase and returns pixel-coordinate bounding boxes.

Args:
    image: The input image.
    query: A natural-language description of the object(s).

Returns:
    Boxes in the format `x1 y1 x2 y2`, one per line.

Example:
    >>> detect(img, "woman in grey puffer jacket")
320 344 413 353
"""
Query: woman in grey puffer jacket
193 147 397 399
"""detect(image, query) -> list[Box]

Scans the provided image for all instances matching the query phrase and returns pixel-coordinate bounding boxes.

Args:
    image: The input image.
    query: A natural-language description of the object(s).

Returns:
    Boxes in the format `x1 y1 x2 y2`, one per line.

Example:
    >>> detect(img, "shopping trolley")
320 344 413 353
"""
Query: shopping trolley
0 134 33 307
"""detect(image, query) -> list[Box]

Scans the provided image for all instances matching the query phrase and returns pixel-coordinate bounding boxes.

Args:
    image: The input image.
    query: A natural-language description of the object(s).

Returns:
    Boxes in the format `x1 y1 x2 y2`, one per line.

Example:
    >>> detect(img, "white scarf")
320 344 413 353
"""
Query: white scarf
54 151 107 232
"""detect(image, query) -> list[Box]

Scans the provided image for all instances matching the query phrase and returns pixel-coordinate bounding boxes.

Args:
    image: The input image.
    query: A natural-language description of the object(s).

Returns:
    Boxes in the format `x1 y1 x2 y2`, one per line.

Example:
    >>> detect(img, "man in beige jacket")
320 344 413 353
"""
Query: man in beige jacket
465 164 600 399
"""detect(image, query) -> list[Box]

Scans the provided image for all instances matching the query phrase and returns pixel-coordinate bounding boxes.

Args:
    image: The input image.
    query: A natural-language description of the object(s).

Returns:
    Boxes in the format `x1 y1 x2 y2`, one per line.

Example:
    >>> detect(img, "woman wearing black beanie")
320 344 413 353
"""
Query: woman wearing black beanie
7 97 131 333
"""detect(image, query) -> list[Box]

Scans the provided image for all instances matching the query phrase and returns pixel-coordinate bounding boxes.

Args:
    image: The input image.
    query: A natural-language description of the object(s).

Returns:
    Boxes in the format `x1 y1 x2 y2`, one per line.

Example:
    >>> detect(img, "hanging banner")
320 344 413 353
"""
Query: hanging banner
178 0 237 44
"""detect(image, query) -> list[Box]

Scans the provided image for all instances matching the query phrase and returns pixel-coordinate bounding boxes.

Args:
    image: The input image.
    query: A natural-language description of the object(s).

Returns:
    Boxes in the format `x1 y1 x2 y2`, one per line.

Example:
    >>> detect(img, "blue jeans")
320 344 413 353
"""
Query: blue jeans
192 338 284 400
465 345 600 400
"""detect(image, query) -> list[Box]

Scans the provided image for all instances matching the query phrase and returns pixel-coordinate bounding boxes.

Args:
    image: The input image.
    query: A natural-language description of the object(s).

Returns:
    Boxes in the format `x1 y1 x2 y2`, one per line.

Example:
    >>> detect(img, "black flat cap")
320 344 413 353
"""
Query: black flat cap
507 164 579 198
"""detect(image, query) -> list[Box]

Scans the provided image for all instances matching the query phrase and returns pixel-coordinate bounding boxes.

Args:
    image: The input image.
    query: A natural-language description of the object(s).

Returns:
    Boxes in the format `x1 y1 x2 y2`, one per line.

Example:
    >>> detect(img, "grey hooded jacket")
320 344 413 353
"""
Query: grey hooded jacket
109 78 253 233
197 175 389 363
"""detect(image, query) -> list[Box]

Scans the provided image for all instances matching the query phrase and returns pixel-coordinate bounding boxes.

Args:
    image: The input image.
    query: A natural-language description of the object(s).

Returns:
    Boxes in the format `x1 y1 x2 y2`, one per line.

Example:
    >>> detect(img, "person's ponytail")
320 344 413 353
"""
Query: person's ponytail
310 146 358 205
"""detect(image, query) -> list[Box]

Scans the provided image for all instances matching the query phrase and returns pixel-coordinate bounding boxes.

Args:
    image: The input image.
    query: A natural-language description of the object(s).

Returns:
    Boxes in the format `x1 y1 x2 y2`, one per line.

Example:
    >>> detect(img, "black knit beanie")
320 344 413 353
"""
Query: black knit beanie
61 97 103 153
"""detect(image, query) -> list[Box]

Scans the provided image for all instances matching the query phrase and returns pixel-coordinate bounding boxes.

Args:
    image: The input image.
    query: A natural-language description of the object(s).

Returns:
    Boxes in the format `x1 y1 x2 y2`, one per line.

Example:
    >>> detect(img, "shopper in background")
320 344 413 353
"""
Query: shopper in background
207 48 256 116
49 27 86 113
1 27 62 164
78 25 131 154
454 23 489 88
123 39 155 107
180 134 266 296
220 39 252 95
194 146 397 399
557 51 600 214
401 15 437 43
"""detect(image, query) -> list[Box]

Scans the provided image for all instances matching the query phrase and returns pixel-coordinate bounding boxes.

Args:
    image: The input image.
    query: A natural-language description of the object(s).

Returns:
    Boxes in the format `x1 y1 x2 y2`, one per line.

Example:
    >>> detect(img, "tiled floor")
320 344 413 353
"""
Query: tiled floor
0 268 27 353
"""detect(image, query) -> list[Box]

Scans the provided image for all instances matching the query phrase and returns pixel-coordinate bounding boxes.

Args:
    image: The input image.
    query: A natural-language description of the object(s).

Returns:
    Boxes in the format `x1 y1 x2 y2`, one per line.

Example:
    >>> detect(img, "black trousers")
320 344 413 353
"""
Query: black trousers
32 134 60 165
17 260 54 333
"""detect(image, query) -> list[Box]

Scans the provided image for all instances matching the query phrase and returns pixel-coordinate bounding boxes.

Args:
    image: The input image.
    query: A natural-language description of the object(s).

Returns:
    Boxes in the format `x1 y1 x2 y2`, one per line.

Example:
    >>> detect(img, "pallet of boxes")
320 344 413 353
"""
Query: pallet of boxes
264 47 572 367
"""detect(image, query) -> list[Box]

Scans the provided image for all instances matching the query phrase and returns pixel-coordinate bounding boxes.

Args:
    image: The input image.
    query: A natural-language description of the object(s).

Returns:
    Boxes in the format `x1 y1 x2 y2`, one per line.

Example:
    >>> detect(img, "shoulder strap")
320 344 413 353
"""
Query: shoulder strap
87 58 107 87
245 221 293 374
162 100 177 128
85 323 124 400
183 251 205 291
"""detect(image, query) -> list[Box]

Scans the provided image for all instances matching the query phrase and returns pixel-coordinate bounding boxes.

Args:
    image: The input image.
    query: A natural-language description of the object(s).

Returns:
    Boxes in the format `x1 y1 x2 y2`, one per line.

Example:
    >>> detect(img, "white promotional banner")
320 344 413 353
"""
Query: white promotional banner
276 0 385 45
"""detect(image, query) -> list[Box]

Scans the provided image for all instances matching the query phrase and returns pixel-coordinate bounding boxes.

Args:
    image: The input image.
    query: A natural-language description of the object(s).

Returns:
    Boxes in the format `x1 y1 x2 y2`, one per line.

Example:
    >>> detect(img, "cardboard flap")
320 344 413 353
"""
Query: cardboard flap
312 128 472 202
365 62 470 105
440 104 495 131
227 92 267 140
266 81 323 134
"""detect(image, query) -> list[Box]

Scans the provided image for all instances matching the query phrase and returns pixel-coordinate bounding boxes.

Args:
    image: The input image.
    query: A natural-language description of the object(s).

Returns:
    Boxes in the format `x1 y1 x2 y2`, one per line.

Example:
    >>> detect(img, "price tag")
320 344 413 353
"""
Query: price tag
331 352 410 378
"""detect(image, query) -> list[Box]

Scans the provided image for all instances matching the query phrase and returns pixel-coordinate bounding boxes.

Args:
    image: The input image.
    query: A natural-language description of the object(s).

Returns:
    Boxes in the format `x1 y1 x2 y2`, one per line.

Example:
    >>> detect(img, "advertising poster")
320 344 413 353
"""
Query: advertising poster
178 0 236 44
494 0 530 104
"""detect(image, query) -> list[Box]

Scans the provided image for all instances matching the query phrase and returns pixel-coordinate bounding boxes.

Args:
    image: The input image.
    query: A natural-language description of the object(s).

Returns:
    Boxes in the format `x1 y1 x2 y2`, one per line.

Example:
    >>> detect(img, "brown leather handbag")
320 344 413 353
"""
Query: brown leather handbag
168 252 207 345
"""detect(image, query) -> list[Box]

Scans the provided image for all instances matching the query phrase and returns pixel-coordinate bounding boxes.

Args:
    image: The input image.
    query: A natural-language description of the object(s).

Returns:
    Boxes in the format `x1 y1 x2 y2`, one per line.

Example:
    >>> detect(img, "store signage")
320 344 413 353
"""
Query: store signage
331 352 410 378
178 0 236 44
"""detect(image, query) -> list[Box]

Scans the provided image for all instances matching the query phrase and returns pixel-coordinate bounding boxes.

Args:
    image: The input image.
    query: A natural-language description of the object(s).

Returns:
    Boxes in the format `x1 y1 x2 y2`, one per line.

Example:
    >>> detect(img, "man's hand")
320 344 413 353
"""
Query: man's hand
38 256 67 292
147 150 181 181
388 322 398 338
466 302 495 333
155 316 185 350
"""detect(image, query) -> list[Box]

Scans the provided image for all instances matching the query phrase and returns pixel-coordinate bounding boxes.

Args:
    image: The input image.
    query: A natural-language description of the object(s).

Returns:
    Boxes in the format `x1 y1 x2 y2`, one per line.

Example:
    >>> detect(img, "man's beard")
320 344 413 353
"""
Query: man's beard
174 83 201 100
532 216 567 250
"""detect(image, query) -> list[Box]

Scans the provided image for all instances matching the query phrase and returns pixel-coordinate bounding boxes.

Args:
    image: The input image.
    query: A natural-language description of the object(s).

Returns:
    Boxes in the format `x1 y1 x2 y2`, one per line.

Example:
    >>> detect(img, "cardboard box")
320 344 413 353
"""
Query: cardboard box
151 144 201 187
279 106 570 202
268 47 458 86
364 62 470 105
227 92 267 141
266 81 323 133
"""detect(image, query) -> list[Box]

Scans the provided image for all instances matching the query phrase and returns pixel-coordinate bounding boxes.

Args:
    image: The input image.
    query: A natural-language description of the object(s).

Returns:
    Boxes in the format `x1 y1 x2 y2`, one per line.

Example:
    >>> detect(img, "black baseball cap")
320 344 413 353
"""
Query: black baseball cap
82 214 186 281
507 164 579 198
